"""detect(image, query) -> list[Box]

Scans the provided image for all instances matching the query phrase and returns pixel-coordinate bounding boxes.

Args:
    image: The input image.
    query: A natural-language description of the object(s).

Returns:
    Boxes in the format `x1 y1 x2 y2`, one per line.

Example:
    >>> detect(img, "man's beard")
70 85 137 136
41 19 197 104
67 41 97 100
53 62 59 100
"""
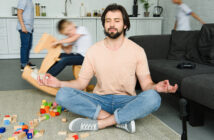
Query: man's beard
104 28 123 39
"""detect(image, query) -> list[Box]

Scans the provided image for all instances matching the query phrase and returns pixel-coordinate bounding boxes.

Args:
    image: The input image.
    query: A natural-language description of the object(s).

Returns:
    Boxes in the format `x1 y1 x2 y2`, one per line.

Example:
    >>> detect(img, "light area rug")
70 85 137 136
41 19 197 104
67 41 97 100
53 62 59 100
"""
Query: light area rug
0 89 180 140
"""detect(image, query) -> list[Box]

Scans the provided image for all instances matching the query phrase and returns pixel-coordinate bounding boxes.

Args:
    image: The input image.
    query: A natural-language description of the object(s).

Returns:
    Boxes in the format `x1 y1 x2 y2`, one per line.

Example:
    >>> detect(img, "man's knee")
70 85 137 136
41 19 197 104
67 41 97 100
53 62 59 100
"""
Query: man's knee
140 90 161 111
55 87 76 105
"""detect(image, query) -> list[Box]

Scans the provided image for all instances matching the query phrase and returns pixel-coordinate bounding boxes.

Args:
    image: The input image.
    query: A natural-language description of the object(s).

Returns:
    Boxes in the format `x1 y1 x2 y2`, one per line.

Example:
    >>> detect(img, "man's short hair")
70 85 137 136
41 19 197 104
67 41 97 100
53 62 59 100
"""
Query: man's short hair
101 4 130 35
57 19 72 32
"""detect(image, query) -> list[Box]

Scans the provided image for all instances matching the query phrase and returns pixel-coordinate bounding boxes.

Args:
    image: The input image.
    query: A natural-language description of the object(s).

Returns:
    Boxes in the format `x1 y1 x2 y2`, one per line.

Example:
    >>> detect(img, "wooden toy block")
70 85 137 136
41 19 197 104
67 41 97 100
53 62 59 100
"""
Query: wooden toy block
8 137 16 140
45 106 50 113
0 127 5 133
4 120 10 125
17 131 26 140
80 133 89 138
19 122 25 126
22 125 28 130
40 105 45 109
67 133 77 138
57 131 67 136
40 108 46 114
42 100 46 104
49 111 56 117
39 129 45 135
33 130 44 138
14 125 22 131
72 134 79 140
37 112 42 117
11 115 17 123
53 102 57 107
55 112 60 116
61 118 67 123
65 137 75 140
38 115 49 122
4 115 12 121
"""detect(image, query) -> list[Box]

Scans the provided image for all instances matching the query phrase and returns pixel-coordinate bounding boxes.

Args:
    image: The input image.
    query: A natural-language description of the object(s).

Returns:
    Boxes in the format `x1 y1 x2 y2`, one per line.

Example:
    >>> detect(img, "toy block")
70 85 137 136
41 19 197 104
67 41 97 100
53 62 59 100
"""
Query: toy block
61 118 67 123
68 133 77 138
8 137 16 140
57 106 62 113
40 108 46 114
17 131 26 140
4 120 10 125
0 127 6 133
23 129 29 134
57 131 67 136
42 100 46 104
4 115 12 121
33 130 38 135
65 137 75 140
43 102 48 106
27 133 33 139
11 115 17 123
37 112 42 117
72 134 79 140
55 112 60 116
22 125 28 130
53 102 57 107
39 114 50 122
49 111 56 117
48 102 53 107
45 106 50 113
19 122 25 126
40 105 45 109
80 133 89 138
39 129 45 135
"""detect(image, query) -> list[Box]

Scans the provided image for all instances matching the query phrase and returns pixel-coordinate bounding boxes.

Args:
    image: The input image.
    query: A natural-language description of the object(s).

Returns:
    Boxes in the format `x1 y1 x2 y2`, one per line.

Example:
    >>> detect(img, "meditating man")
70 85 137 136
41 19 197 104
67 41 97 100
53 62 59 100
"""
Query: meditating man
38 4 178 133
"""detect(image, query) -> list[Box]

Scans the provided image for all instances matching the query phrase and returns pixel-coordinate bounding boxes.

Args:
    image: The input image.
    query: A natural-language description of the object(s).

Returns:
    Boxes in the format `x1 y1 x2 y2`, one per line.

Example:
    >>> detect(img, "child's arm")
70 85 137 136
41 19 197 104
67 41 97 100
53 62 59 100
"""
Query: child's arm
53 34 82 46
191 12 205 24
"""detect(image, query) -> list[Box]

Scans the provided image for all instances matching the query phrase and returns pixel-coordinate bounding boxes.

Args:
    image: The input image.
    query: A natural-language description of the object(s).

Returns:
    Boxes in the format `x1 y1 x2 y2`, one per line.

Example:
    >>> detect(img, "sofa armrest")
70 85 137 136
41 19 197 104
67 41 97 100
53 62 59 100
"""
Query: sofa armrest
129 35 171 59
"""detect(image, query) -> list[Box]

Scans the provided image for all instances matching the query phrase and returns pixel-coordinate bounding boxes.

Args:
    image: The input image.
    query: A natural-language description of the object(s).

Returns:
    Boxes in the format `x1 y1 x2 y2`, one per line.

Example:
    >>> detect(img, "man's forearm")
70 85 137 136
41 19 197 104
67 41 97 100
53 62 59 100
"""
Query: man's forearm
59 79 86 90
143 82 157 91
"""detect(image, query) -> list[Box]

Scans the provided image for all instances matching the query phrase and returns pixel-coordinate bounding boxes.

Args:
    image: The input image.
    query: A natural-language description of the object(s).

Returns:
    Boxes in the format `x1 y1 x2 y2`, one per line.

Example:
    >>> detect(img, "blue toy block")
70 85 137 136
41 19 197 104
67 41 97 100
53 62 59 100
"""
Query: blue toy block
19 122 25 125
4 120 10 125
0 127 6 133
16 128 22 131
23 129 29 134
27 133 33 139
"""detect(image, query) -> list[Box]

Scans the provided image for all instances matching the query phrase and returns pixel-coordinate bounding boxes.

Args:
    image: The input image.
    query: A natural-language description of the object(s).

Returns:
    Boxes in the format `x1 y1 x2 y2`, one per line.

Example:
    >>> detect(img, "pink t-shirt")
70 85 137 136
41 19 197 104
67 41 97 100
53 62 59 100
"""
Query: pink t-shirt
79 38 150 96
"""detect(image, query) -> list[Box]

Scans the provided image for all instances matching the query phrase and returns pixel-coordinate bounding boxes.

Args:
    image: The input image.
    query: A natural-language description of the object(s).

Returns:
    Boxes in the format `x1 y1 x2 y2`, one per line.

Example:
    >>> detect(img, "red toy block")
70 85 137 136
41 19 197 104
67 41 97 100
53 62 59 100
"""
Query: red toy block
73 134 79 140
40 108 46 114
55 112 60 116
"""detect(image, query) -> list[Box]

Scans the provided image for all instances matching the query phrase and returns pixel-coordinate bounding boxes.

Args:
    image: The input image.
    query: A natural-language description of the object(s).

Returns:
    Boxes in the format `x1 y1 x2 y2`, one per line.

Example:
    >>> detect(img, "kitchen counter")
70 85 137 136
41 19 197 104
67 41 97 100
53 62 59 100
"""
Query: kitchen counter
0 15 163 20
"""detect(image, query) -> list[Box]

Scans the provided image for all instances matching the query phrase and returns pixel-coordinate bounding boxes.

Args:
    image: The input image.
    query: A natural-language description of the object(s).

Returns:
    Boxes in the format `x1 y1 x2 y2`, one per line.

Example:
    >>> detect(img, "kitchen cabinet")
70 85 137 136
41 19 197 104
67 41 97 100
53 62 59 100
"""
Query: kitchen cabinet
0 17 162 59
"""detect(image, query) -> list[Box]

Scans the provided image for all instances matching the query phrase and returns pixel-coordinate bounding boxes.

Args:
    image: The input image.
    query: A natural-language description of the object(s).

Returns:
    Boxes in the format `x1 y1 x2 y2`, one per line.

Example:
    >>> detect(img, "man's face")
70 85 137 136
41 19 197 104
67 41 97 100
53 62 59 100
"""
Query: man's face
61 23 75 36
104 10 127 39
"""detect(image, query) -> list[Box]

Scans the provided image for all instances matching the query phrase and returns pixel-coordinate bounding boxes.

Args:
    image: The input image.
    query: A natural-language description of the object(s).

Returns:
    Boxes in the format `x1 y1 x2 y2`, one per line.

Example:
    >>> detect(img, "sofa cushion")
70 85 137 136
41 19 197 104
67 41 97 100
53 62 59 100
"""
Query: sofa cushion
181 74 214 109
149 59 214 86
168 30 200 60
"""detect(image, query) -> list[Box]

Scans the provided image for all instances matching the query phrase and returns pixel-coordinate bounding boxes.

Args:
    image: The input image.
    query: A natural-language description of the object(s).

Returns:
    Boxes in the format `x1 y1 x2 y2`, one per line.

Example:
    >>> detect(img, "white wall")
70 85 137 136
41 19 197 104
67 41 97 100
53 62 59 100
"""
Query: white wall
0 0 157 17
160 0 214 34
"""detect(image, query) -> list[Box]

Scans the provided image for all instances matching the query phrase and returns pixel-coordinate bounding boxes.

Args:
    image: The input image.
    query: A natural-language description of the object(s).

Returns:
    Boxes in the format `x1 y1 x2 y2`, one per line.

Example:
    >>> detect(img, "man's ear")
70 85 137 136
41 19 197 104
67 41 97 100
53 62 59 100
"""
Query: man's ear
124 25 127 29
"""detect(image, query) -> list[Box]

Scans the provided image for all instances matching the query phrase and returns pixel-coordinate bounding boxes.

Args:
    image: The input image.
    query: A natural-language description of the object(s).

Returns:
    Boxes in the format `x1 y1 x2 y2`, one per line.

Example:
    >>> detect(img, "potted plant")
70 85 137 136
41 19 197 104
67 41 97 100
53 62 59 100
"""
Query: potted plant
140 0 152 17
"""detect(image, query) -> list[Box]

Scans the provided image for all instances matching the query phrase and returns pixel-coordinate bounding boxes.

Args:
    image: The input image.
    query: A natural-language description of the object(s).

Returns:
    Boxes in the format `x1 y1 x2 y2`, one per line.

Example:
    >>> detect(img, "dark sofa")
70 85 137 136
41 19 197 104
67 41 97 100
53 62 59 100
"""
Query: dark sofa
129 29 214 126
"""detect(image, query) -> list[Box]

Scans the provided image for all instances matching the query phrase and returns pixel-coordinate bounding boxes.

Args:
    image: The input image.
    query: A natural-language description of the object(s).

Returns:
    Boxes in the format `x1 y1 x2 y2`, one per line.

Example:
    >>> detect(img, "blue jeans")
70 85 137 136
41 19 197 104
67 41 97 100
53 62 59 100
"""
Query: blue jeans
56 88 161 124
19 30 33 67
47 53 84 76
